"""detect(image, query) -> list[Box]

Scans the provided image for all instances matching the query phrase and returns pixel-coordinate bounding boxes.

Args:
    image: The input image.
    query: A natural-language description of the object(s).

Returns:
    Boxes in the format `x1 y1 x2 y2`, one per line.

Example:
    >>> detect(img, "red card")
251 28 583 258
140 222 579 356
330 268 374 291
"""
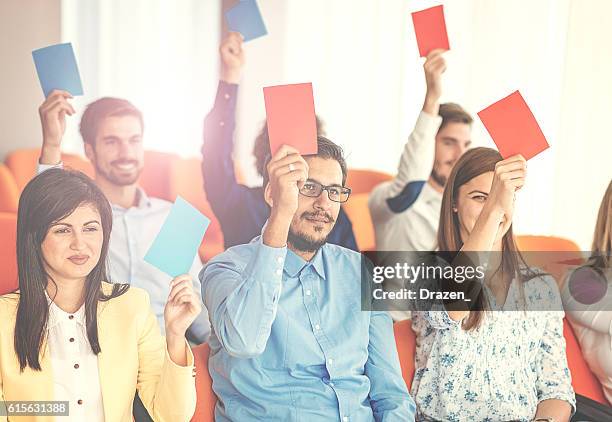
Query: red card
263 83 318 156
411 5 450 57
477 91 550 160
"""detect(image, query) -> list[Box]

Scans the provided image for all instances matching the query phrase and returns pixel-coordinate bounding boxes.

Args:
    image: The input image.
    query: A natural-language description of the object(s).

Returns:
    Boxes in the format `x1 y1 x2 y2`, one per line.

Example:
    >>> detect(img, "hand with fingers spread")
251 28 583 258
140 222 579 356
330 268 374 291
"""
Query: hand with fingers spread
263 145 309 247
484 154 527 227
38 89 76 164
422 48 447 115
220 31 245 84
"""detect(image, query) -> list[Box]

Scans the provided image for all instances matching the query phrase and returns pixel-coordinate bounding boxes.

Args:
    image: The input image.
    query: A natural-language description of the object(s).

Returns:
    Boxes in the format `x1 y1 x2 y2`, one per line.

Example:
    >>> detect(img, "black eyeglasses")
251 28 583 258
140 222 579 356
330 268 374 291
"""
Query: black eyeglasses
299 180 351 203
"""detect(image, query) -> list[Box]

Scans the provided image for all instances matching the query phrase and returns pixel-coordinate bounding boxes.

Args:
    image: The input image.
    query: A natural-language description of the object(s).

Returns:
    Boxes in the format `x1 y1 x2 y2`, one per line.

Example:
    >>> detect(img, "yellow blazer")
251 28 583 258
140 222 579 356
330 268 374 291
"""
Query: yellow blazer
0 283 196 422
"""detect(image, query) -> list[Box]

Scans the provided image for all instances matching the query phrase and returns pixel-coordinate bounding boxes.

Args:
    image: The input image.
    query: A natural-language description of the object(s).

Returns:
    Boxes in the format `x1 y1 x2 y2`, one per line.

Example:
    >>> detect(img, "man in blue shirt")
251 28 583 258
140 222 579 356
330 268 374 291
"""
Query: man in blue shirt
201 32 357 251
201 136 415 421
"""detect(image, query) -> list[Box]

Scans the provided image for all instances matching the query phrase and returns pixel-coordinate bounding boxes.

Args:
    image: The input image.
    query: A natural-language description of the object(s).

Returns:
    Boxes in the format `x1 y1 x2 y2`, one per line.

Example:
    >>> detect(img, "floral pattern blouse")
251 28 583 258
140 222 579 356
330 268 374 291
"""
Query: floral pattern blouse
411 274 576 421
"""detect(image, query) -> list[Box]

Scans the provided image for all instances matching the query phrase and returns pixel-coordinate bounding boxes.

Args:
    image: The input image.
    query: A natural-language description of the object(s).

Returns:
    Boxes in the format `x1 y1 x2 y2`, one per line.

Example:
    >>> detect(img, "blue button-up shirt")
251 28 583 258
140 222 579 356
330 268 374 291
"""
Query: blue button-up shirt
201 237 415 421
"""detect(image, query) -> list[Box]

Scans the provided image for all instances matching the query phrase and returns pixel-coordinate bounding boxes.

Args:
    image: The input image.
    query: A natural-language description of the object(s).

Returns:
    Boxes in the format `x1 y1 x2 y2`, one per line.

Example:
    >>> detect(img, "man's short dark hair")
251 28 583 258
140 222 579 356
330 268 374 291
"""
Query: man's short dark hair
438 102 473 132
262 136 348 188
253 115 326 178
79 97 144 145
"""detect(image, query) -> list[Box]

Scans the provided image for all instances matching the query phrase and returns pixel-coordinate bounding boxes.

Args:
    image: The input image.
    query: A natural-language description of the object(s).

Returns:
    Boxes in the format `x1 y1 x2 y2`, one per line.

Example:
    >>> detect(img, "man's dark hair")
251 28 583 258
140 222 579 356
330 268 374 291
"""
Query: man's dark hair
79 97 144 145
262 136 348 188
438 102 473 131
253 115 326 178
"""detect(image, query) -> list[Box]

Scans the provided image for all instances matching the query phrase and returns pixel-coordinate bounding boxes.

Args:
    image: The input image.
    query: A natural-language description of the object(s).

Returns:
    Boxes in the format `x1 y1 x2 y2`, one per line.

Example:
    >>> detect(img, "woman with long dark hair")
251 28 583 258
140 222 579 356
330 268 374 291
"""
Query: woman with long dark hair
0 169 199 421
411 148 575 421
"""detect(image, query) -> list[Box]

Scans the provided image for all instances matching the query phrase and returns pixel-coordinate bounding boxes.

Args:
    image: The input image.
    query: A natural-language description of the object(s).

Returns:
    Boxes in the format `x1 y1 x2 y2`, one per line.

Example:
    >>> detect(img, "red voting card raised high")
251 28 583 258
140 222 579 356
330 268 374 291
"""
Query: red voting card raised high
411 5 450 57
477 91 550 160
263 83 318 156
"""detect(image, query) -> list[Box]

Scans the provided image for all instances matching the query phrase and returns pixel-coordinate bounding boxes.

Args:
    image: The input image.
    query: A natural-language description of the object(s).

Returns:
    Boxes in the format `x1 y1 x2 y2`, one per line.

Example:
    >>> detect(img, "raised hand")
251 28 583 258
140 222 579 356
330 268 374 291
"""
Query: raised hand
484 154 527 233
266 145 309 218
422 49 447 115
220 31 245 84
38 90 75 164
263 145 309 248
163 274 202 339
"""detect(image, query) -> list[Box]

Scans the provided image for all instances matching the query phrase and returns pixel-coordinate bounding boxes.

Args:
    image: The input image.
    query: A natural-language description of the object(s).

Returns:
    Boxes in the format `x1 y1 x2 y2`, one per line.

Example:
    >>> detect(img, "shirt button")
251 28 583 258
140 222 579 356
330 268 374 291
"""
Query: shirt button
276 256 283 264
219 121 225 126
275 269 282 276
343 417 349 422
314 324 321 330
305 290 311 296
68 315 74 320
74 363 80 369
224 93 230 100
69 338 75 342
77 399 83 405
327 358 333 366
329 382 335 387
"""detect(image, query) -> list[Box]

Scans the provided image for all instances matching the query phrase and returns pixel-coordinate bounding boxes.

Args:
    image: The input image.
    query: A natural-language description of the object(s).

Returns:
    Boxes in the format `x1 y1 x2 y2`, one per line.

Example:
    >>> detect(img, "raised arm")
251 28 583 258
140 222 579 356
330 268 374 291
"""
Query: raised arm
201 32 246 216
201 145 307 356
368 50 445 223
38 90 75 165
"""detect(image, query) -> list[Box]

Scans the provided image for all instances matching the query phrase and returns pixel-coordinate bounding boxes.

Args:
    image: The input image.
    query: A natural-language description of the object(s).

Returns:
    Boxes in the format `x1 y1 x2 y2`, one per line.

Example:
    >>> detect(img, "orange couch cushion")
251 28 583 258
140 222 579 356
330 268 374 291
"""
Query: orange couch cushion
515 235 585 288
563 318 607 404
0 213 18 295
0 164 19 213
393 319 416 391
345 169 392 195
191 343 217 422
5 148 93 191
342 194 376 251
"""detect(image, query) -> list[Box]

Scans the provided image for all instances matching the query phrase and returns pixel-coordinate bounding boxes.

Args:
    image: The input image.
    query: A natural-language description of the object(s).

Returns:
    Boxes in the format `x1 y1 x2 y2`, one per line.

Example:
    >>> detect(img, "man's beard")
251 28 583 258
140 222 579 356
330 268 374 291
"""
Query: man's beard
430 168 447 188
93 156 141 186
287 211 335 253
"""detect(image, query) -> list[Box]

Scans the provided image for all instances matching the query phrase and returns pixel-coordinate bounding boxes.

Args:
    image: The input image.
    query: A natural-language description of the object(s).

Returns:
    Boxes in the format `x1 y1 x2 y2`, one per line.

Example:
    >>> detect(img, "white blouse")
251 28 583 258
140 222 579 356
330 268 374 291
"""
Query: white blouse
47 299 105 421
562 266 612 405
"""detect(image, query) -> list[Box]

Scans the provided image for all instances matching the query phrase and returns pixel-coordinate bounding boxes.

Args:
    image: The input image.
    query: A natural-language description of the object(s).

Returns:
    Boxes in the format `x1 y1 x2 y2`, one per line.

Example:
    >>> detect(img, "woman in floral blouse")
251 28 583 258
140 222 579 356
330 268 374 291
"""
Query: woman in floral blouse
411 147 575 422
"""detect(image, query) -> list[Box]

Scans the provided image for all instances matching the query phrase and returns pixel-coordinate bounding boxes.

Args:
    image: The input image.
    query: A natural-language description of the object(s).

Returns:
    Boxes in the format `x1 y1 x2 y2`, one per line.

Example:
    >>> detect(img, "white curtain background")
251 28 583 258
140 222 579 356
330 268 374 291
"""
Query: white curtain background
61 0 220 157
62 0 611 249
234 0 612 249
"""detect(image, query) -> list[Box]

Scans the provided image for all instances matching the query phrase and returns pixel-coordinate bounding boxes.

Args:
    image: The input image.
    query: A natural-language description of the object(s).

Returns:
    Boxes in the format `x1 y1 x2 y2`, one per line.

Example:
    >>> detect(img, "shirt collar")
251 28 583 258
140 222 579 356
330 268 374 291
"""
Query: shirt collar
46 293 86 329
110 187 151 211
284 247 327 280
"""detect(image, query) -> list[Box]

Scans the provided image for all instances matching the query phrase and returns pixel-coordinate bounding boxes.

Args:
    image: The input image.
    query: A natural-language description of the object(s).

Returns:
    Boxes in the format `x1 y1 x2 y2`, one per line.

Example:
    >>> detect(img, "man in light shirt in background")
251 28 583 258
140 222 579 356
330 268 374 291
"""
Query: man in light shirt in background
368 49 473 253
36 93 210 344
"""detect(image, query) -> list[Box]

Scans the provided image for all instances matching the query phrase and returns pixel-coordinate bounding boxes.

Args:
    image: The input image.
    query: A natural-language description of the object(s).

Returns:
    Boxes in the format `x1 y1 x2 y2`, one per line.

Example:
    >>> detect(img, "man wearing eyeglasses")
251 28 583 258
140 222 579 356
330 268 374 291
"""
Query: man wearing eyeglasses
200 136 416 421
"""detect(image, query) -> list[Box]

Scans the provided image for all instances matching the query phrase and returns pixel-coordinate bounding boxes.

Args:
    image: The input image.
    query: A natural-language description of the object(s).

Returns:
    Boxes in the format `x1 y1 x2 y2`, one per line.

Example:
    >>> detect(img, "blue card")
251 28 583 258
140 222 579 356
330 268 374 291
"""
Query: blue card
32 43 83 97
144 196 211 278
225 0 267 42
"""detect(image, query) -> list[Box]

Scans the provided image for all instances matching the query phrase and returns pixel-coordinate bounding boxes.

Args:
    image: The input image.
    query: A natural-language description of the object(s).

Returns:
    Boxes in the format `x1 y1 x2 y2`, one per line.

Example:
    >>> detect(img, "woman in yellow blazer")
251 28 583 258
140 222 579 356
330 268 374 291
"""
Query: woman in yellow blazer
0 169 199 421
